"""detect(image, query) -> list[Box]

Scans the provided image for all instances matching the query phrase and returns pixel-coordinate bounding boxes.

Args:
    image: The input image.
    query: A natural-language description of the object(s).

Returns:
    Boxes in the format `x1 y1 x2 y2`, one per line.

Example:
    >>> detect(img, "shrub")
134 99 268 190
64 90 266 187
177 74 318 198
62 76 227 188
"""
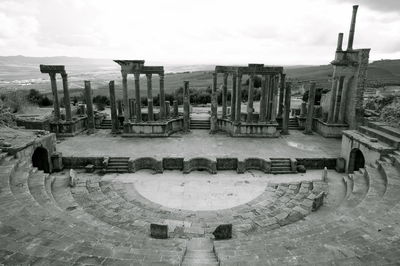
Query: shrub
380 102 400 127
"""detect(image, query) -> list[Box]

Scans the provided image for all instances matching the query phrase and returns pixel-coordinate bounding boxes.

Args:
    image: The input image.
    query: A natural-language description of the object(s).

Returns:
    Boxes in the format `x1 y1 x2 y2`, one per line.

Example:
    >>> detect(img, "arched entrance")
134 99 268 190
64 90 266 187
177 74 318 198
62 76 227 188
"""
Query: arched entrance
32 147 50 173
348 148 365 173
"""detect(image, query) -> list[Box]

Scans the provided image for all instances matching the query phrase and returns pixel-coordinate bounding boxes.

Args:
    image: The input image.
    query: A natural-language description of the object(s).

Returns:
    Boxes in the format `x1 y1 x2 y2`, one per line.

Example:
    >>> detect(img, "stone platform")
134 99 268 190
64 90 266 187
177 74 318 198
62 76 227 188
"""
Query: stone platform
57 129 341 159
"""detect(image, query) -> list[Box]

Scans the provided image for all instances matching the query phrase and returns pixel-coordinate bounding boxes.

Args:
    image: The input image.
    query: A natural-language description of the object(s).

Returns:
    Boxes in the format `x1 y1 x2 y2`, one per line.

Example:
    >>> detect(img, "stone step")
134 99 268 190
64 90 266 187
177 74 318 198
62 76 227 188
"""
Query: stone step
358 126 400 149
367 121 400 139
108 162 129 166
182 238 218 266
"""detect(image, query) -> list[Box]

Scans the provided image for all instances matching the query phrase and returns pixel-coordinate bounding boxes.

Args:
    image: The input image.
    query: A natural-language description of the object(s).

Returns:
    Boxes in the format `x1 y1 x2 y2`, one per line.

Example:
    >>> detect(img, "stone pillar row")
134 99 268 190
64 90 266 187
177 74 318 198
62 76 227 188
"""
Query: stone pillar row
327 75 352 124
215 72 282 125
119 72 167 123
48 72 73 122
304 82 316 134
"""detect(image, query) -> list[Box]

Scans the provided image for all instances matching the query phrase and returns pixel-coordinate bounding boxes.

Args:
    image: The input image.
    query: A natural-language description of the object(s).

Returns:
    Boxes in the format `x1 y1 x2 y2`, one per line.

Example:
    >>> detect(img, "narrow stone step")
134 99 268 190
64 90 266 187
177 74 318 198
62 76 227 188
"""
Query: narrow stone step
358 126 400 149
182 238 218 266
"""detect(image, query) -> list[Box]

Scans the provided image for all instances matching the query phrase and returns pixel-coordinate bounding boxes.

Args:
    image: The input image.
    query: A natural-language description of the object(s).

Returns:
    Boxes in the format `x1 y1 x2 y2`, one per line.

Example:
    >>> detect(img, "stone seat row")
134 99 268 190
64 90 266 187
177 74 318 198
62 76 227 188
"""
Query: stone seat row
70 173 326 239
0 156 186 265
213 159 400 265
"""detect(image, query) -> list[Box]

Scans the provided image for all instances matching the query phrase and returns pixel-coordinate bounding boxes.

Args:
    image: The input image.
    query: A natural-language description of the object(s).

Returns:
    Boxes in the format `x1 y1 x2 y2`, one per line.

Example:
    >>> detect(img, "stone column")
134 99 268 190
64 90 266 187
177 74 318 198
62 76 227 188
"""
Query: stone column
210 90 218 133
49 73 61 122
165 101 170 118
134 73 142 122
347 5 359 51
265 75 271 121
121 72 129 122
327 76 339 123
146 74 154 121
259 75 268 123
109 81 119 133
304 82 316 134
222 73 228 118
230 73 237 122
282 82 292 135
212 72 217 93
183 81 190 132
173 100 179 117
270 75 278 122
300 102 307 118
61 73 72 121
338 76 351 124
159 73 166 120
84 81 95 134
129 99 135 120
278 74 286 118
333 76 344 122
235 74 242 124
247 74 254 123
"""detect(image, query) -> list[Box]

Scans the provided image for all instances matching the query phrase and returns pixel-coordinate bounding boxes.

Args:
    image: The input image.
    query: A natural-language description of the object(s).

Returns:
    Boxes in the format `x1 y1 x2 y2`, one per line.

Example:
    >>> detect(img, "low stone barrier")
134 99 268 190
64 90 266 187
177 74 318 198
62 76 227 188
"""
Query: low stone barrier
295 158 336 170
237 158 271 173
162 157 184 170
129 157 163 173
62 156 105 169
183 157 217 174
216 158 238 170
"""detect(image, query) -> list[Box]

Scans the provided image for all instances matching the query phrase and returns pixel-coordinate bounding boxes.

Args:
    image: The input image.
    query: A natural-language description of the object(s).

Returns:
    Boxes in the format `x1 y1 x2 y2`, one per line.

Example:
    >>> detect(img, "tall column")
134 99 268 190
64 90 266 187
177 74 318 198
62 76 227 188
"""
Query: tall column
84 81 95 134
338 76 351 123
117 100 123 117
183 81 190 132
278 74 286 118
222 73 228 118
165 101 171 118
212 72 217 93
134 73 142 122
146 74 154 121
247 74 254 123
61 73 72 121
128 99 135 120
121 72 129 122
159 73 166 120
347 5 359 51
259 75 268 122
235 74 242 124
327 76 339 123
282 82 292 135
230 73 237 122
49 73 61 122
109 81 119 133
304 82 316 134
270 75 278 122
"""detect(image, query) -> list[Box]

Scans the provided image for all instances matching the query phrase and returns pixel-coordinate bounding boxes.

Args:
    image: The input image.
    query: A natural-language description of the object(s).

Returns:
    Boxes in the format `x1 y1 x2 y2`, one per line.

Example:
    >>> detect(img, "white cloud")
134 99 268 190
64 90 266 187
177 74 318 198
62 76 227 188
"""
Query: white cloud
0 0 399 64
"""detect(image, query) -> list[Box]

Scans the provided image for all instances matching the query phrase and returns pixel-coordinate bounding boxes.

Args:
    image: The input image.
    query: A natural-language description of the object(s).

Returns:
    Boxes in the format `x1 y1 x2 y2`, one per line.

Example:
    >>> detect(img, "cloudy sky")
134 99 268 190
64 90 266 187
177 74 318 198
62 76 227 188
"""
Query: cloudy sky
0 0 399 65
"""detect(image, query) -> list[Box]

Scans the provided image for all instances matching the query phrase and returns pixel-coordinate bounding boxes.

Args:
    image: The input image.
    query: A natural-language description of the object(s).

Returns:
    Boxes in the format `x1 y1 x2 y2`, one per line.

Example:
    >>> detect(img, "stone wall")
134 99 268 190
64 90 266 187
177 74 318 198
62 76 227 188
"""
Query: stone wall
313 119 348 138
216 158 238 170
183 157 217 174
216 119 279 138
162 157 184 170
295 158 336 169
122 118 183 137
129 157 163 173
63 157 105 169
50 116 88 137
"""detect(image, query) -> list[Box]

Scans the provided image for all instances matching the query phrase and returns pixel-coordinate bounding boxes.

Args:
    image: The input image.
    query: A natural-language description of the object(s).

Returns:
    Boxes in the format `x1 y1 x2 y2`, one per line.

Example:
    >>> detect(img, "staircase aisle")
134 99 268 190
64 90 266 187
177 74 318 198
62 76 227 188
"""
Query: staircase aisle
182 238 218 266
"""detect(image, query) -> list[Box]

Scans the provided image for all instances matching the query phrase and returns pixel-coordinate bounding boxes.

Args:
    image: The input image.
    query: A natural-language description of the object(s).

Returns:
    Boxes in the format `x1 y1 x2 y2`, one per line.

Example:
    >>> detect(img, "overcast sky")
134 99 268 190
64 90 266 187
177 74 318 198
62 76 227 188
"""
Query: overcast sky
0 0 399 65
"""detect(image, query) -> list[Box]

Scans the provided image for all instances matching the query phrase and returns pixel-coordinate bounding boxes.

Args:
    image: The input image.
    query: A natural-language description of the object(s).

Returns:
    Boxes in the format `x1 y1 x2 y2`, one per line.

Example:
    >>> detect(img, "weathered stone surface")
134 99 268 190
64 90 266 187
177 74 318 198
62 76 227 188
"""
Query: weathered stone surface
312 192 325 211
213 224 232 240
69 169 77 187
336 157 346 173
150 224 168 239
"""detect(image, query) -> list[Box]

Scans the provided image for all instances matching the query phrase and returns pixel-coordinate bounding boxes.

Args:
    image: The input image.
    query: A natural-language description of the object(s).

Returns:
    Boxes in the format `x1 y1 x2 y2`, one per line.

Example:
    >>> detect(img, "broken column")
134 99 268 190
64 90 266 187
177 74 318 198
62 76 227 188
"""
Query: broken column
159 73 166 120
146 74 154 121
278 73 286 118
183 81 190 132
230 73 237 121
84 81 95 134
129 98 135 120
210 90 218 133
134 73 142 122
347 5 358 50
173 100 179 117
282 82 292 135
327 75 339 123
247 74 254 123
109 81 119 133
165 101 170 118
338 77 351 123
222 73 228 118
61 73 72 121
235 73 242 124
304 82 316 134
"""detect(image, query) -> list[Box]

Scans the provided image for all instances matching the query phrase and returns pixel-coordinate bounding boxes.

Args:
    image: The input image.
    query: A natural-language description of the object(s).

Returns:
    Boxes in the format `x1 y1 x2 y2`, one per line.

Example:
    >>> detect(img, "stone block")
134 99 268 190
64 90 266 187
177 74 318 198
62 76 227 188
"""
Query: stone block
85 164 95 173
213 224 232 240
150 224 168 239
297 165 306 173
162 157 184 170
132 157 163 173
312 192 325 211
216 158 238 170
336 157 346 173
183 157 217 174
51 152 63 172
236 161 246 174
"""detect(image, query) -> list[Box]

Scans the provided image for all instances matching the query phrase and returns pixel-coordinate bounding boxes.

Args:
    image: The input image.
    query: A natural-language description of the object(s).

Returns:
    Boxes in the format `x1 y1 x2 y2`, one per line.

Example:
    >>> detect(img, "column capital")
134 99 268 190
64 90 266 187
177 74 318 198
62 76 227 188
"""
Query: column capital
146 73 152 79
61 72 68 79
159 73 165 80
121 71 128 78
223 72 229 79
134 72 140 80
